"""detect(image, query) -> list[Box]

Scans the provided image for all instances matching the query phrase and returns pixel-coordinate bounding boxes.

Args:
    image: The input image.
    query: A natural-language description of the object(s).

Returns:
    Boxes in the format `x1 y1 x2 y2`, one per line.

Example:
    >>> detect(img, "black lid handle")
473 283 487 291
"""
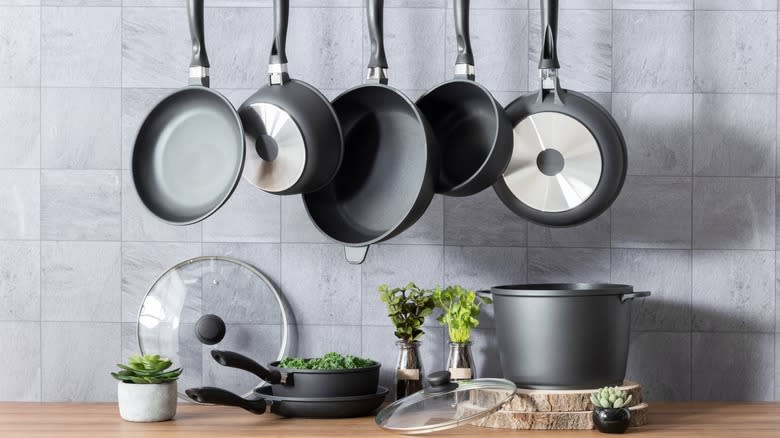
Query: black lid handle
195 314 226 345
453 0 475 78
185 387 267 415
211 350 283 384
425 370 459 394
538 0 560 70
187 0 210 86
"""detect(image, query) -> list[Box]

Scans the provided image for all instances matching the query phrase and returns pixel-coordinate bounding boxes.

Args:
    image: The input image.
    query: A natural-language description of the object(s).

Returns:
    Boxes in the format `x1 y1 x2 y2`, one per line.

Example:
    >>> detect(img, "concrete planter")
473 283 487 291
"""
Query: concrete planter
117 381 178 422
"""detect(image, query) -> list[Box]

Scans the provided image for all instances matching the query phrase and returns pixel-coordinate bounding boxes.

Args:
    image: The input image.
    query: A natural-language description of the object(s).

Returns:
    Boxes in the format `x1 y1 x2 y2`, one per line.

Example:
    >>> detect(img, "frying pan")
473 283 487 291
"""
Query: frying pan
185 386 388 418
493 0 626 227
239 0 343 195
302 0 438 264
416 0 512 197
210 350 380 398
132 0 244 225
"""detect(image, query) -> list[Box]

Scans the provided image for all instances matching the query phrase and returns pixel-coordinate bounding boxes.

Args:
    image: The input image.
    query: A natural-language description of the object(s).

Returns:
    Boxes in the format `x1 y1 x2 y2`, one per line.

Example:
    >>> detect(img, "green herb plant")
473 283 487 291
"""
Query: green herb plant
111 354 182 384
591 386 632 409
278 352 374 370
378 282 435 342
432 285 492 343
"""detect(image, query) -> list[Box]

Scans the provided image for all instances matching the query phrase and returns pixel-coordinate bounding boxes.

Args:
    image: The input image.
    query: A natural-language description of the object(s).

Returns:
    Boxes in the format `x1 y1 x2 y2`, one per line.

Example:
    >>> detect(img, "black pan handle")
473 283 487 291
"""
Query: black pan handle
185 387 267 415
453 0 475 80
268 0 290 84
211 350 283 384
366 0 388 84
187 0 210 87
538 0 560 70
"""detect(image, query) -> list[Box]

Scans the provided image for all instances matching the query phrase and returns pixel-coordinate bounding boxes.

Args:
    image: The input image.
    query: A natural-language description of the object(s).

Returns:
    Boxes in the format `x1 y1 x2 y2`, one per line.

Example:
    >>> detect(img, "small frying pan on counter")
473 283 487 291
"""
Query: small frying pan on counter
493 0 627 227
185 386 388 418
302 0 438 264
132 0 244 225
239 0 343 195
417 0 512 197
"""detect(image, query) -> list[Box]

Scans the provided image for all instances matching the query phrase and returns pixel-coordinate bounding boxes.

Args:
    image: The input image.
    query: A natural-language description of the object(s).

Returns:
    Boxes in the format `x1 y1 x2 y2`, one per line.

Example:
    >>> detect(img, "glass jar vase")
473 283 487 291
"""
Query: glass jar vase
395 340 424 399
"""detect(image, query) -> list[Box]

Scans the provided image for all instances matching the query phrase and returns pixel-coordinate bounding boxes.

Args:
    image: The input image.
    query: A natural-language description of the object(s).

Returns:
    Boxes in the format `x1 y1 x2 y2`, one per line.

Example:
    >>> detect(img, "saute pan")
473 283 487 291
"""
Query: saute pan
302 0 438 264
210 350 380 398
417 0 512 197
239 0 343 195
132 0 244 225
493 0 627 227
185 386 388 418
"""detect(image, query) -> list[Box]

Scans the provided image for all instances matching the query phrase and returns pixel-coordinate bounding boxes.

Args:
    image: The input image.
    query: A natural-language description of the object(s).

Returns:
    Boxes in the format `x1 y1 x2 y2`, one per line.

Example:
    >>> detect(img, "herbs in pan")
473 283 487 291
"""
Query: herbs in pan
432 285 492 343
278 352 374 370
111 354 182 384
378 282 435 342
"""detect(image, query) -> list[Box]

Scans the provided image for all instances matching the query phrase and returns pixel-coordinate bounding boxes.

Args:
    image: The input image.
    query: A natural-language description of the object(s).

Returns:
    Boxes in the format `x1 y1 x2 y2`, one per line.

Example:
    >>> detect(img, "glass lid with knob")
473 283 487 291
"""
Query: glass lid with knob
376 371 516 434
137 256 290 400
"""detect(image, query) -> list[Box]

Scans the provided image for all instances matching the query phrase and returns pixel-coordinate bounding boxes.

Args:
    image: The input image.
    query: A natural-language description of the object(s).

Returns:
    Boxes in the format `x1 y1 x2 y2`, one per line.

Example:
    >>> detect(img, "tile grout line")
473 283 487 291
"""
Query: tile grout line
775 6 778 403
38 1 43 403
690 6 695 400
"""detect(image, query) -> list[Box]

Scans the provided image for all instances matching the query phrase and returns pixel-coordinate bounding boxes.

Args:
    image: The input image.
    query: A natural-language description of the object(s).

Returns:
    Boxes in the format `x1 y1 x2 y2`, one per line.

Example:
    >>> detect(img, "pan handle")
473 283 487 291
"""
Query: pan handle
211 350 284 385
187 0 210 87
366 0 388 84
453 0 475 80
268 0 290 85
185 387 267 415
538 0 560 70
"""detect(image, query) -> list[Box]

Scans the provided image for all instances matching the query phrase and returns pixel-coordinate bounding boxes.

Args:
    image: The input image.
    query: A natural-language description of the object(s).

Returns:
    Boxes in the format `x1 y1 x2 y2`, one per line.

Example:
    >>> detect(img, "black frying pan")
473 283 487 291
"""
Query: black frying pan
132 0 244 225
493 0 626 227
416 0 512 197
239 0 343 195
210 350 380 398
302 0 438 264
185 386 388 418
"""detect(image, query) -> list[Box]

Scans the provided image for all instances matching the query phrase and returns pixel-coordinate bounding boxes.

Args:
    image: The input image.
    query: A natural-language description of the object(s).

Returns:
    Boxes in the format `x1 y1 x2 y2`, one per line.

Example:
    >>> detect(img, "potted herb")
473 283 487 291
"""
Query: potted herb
590 386 632 434
432 285 491 381
111 354 182 422
378 283 435 398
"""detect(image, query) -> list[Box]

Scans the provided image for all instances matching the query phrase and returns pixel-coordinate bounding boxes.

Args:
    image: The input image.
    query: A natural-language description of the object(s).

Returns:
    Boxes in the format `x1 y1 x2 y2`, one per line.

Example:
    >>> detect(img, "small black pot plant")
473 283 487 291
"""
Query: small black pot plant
590 386 632 434
111 354 182 422
378 282 435 399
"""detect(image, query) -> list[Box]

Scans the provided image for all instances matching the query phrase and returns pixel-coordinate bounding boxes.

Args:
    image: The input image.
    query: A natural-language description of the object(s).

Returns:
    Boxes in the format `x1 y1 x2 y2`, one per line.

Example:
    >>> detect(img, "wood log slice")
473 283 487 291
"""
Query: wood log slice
461 402 649 430
474 381 642 412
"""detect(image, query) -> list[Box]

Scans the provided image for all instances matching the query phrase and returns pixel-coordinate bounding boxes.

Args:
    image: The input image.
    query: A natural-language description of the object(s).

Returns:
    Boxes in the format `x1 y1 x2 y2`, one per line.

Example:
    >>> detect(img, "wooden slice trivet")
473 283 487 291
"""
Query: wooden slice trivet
473 381 642 412
462 402 649 430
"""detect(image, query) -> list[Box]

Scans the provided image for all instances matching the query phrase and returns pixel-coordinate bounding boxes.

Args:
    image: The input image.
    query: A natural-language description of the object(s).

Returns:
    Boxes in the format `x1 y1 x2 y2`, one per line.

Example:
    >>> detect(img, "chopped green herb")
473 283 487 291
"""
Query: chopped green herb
278 352 375 370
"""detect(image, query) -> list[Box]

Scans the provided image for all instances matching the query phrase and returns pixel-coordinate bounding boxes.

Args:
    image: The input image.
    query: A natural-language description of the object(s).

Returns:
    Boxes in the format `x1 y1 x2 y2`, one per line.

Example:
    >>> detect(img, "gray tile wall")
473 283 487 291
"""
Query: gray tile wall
0 0 777 402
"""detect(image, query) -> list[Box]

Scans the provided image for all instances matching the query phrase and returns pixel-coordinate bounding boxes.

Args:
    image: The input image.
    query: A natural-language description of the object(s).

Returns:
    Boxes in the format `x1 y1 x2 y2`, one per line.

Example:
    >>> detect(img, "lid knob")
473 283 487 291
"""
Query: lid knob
424 370 459 394
195 314 226 345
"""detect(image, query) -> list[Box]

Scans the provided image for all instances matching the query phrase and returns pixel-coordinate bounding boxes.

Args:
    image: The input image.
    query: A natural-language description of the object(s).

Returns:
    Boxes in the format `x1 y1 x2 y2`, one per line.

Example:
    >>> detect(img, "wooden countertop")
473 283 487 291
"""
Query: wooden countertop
0 402 777 437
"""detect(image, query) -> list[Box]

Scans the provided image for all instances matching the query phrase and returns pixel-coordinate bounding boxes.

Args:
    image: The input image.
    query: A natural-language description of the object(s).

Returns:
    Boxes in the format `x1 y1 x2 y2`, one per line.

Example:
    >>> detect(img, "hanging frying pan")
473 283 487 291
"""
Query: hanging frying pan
132 0 244 225
416 0 512 197
302 0 438 264
239 0 343 195
493 0 626 227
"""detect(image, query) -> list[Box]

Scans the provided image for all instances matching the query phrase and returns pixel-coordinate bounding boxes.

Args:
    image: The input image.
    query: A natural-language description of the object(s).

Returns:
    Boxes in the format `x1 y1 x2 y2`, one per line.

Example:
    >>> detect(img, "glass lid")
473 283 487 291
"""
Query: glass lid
376 371 516 434
137 256 290 400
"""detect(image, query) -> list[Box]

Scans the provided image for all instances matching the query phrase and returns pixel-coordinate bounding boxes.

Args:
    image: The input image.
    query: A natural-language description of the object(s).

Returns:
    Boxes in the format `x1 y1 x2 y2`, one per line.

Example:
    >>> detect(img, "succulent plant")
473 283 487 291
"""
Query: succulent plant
111 354 182 384
591 386 632 409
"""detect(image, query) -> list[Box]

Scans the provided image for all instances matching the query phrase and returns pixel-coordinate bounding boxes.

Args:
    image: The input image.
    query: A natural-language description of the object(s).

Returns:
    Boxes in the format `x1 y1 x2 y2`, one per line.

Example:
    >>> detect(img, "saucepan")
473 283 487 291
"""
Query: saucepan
209 350 380 398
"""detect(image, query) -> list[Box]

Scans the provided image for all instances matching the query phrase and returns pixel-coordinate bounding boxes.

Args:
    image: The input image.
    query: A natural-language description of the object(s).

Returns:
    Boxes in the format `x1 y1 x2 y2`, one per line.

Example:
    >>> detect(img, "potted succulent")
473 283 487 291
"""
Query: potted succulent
590 386 632 434
111 354 182 422
378 282 435 398
432 285 491 381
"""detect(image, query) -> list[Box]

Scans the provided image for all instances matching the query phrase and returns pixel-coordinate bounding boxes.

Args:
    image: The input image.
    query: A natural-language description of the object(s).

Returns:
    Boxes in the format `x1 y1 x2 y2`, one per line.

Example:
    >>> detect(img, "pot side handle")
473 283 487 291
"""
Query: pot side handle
620 291 651 303
185 387 267 415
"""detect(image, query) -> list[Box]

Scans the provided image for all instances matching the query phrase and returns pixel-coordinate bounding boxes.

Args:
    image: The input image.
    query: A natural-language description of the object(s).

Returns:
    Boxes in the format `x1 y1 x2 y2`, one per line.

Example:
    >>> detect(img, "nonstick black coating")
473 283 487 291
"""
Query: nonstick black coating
303 84 437 246
239 0 343 195
133 88 244 225
494 88 626 227
257 385 387 418
417 79 512 196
